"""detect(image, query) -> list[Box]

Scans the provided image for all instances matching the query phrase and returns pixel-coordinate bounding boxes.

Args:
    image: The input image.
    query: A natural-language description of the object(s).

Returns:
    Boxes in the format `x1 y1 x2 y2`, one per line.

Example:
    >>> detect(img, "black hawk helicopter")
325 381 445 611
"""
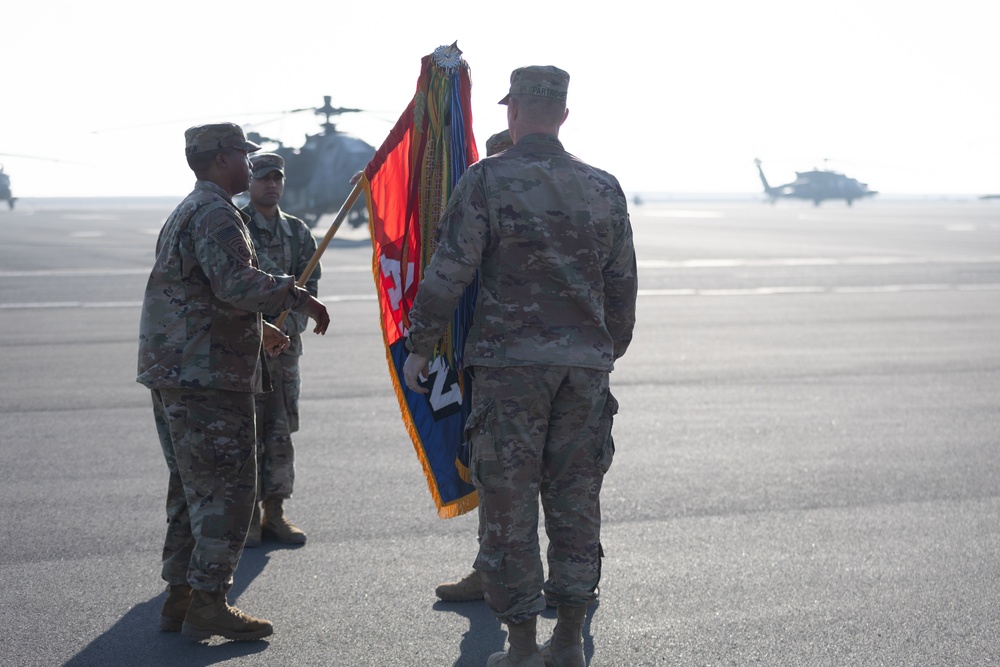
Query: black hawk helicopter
755 158 877 206
243 96 377 228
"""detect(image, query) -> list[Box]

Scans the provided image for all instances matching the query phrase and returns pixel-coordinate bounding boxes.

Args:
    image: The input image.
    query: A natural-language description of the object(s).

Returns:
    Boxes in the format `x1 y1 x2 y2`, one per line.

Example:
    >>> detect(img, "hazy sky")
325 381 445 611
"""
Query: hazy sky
2 0 997 198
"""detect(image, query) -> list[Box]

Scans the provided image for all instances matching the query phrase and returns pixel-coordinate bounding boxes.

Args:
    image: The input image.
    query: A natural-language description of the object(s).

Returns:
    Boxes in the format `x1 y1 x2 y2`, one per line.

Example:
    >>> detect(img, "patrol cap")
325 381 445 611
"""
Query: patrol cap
184 122 262 157
498 66 569 105
250 152 285 179
485 129 513 156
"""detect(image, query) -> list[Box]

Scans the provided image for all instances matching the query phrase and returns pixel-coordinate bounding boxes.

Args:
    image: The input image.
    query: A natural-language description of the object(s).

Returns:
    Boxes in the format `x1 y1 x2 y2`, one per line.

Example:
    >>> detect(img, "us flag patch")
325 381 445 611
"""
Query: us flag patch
214 224 253 263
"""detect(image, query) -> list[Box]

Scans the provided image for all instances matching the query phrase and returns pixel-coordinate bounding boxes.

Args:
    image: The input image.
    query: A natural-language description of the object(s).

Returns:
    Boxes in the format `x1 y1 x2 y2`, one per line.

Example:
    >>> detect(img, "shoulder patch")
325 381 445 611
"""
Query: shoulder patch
213 223 254 263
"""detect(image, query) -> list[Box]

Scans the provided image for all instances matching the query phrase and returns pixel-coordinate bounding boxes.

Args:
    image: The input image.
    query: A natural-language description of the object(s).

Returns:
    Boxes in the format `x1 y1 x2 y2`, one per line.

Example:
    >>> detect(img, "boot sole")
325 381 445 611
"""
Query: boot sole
181 621 273 641
435 592 485 602
159 616 183 633
261 528 307 545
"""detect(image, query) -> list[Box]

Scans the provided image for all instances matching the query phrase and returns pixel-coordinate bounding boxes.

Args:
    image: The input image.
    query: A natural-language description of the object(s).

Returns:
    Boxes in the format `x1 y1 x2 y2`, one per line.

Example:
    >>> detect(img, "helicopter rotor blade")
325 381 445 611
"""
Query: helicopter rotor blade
0 152 91 166
90 108 322 135
90 98 376 137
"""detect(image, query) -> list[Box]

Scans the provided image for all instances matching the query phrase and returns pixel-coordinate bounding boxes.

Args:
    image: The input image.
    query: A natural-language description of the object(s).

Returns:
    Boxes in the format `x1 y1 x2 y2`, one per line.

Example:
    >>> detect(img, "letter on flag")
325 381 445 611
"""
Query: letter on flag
360 44 479 518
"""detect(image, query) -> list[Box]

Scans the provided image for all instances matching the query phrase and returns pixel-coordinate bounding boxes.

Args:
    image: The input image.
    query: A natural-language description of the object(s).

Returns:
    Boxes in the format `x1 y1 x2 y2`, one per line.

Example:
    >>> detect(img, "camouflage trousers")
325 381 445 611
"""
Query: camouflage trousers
253 353 301 500
151 388 257 592
467 365 617 624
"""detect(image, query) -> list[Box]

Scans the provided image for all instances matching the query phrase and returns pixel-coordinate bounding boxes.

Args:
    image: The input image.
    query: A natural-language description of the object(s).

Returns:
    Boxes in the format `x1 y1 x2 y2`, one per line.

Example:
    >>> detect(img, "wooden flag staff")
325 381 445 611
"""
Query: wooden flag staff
273 178 364 330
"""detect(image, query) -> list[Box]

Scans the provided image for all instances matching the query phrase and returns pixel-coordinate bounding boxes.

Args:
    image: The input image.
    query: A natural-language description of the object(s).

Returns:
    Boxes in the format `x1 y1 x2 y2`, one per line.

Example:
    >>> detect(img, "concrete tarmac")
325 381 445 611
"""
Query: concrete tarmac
1 197 998 666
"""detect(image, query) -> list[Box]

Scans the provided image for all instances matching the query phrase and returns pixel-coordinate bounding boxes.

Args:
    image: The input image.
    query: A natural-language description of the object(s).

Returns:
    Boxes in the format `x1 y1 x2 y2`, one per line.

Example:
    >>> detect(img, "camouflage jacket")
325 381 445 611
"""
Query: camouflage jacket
241 204 321 357
407 134 638 371
137 180 310 393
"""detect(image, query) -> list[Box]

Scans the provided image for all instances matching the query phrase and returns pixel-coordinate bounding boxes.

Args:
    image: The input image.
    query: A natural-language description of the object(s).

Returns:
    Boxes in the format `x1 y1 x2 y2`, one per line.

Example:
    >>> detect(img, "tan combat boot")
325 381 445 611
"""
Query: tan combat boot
435 570 484 602
487 616 543 666
261 497 307 545
539 605 587 667
245 502 262 548
158 583 192 632
181 589 273 641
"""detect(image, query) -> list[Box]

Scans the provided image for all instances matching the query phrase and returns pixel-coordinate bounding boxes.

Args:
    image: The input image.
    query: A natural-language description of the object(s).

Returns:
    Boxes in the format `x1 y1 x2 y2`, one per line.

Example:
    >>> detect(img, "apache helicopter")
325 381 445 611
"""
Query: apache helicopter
0 165 14 209
755 158 877 206
243 96 377 228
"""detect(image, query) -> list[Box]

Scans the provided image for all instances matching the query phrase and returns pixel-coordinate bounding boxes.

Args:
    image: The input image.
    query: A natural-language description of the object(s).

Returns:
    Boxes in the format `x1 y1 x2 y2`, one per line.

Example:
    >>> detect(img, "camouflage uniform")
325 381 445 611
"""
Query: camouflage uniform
241 201 320 501
407 133 638 624
485 129 513 156
138 179 313 592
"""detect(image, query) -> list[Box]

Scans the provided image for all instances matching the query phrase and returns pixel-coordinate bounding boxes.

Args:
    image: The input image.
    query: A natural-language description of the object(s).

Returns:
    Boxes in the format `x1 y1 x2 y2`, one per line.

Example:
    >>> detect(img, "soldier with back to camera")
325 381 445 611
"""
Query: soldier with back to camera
404 67 637 666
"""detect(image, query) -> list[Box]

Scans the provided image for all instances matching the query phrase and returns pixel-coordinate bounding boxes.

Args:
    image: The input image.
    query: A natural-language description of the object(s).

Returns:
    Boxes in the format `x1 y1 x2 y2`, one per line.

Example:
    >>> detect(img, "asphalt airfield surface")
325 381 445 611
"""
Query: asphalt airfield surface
1 197 998 666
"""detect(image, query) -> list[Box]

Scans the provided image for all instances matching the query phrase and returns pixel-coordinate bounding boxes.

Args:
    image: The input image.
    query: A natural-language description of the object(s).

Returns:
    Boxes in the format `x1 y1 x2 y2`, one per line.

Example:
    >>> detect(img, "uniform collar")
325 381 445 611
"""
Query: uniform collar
516 133 563 150
195 180 250 223
194 179 235 202
246 204 292 237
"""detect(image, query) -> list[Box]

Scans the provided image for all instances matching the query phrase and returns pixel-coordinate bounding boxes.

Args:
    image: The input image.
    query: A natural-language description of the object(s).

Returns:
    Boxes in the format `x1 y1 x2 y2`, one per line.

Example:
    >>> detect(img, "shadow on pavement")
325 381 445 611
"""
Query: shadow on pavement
63 544 282 666
433 600 505 667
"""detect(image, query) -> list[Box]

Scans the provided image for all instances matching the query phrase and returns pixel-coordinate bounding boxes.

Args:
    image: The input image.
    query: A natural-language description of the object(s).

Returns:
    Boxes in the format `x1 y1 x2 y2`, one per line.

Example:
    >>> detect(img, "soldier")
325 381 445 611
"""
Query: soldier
138 123 330 642
241 152 319 547
434 128 512 605
435 129 610 609
403 67 637 667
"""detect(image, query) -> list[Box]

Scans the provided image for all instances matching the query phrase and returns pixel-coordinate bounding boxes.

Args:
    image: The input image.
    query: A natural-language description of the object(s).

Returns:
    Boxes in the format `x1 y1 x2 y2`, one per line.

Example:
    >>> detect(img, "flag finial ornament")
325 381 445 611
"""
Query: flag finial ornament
432 42 464 70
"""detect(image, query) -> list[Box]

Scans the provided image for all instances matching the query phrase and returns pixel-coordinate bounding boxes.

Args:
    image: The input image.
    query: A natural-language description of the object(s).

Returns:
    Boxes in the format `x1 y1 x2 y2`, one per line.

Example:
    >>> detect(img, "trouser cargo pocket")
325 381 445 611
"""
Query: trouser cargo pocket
465 395 503 486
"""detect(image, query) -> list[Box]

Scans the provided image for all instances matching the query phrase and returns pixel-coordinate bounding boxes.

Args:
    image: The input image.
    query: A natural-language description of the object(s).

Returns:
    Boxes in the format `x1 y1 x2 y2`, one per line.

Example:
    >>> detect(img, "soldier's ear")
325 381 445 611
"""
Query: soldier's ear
506 98 518 123
215 148 243 169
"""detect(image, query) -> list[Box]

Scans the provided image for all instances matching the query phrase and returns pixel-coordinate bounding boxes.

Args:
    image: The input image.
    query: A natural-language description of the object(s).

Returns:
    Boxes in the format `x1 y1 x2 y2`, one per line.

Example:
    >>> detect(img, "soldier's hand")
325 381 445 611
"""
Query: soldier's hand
262 321 290 357
403 351 430 394
303 294 330 335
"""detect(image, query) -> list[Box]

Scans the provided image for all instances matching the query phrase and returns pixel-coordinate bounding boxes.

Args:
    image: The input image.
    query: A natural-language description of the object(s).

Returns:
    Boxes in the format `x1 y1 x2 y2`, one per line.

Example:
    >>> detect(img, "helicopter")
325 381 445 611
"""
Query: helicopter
755 158 877 206
0 152 89 209
242 96 377 228
0 166 14 209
